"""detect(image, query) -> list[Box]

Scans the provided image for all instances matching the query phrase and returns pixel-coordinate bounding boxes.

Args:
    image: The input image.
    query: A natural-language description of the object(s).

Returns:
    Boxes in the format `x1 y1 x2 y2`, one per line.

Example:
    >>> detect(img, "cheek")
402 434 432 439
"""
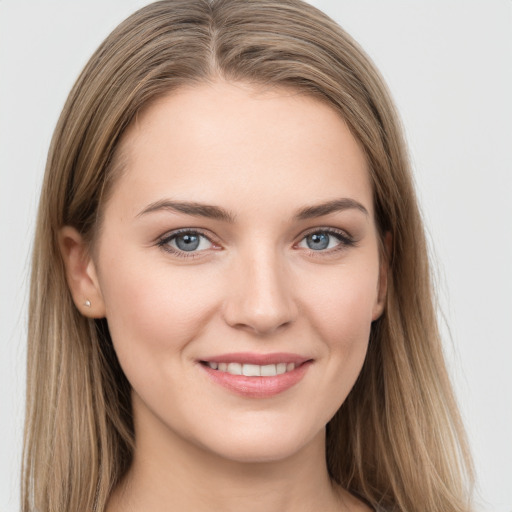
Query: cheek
285 262 379 429
301 261 379 347
97 248 221 362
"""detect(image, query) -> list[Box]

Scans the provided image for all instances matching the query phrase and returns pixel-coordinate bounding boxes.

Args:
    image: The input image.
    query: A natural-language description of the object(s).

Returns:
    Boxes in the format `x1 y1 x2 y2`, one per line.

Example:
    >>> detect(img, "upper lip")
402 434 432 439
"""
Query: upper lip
199 352 312 366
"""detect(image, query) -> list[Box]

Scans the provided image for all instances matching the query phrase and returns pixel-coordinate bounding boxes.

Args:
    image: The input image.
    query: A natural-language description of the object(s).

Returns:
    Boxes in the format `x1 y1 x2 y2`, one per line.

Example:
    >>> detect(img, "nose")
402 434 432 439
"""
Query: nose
222 247 298 336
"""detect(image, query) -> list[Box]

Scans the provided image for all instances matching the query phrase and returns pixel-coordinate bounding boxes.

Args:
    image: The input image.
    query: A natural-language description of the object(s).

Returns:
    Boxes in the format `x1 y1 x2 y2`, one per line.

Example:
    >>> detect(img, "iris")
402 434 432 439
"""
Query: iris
306 232 330 250
175 233 200 251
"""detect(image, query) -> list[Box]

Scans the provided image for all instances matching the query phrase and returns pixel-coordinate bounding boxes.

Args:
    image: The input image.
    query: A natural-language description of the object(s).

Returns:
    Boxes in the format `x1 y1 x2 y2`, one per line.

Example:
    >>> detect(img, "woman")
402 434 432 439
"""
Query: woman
22 1 474 511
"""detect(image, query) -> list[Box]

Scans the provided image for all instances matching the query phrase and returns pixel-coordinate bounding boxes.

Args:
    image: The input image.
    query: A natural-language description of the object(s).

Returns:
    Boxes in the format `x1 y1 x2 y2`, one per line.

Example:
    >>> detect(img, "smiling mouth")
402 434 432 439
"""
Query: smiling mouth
199 356 312 397
201 361 297 377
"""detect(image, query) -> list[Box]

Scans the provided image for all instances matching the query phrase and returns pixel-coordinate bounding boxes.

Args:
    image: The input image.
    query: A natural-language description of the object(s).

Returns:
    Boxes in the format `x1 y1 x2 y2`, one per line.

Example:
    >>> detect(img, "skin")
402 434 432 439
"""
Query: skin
60 81 387 512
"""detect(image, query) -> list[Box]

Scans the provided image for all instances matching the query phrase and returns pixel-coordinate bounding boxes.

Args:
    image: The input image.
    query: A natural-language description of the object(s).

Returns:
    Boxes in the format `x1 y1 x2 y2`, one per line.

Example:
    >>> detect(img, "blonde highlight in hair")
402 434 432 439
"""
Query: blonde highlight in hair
23 1 474 510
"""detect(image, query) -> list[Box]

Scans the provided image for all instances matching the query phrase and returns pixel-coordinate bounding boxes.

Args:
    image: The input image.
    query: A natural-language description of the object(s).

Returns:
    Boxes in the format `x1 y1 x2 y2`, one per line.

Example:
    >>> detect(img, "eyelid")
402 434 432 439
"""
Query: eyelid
157 228 221 258
155 226 356 259
300 225 353 239
294 227 356 254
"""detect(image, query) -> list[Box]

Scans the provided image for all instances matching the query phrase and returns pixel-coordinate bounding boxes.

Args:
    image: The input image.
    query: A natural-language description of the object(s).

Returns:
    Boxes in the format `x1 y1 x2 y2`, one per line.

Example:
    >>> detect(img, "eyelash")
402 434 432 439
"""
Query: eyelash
157 228 217 259
156 227 356 259
297 227 356 256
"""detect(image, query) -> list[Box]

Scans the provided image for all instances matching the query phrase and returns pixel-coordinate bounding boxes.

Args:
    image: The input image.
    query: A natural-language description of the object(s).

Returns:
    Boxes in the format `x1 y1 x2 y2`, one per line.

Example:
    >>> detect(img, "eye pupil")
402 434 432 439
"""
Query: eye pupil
307 232 329 250
175 234 200 251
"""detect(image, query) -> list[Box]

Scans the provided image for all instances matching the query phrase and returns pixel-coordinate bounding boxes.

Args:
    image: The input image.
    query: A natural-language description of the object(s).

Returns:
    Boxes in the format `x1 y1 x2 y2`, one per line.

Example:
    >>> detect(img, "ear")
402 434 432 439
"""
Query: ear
58 226 106 318
372 231 392 321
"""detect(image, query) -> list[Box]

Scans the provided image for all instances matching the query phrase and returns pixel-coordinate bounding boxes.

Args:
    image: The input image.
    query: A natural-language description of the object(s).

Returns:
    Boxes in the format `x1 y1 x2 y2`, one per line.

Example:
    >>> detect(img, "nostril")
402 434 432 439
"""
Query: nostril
230 317 293 336
220 264 299 334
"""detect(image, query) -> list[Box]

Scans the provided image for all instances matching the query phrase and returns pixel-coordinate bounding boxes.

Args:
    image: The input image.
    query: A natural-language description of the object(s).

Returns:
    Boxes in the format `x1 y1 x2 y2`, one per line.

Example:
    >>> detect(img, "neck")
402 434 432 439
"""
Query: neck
108 414 351 512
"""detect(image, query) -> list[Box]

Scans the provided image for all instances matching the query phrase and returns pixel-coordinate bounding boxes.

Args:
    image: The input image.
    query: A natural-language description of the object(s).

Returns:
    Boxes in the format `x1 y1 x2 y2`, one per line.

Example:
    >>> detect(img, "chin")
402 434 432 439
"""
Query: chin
191 420 324 465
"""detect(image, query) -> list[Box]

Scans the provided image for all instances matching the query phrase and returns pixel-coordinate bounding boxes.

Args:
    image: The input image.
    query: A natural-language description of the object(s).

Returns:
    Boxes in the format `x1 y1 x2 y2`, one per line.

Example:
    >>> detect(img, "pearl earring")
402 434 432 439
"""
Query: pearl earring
84 300 91 307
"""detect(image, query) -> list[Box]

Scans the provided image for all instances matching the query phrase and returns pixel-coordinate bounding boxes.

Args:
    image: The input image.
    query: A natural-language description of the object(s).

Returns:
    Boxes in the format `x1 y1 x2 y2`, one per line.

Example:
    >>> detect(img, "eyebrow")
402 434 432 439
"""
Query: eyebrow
136 197 368 222
137 199 236 222
295 198 369 220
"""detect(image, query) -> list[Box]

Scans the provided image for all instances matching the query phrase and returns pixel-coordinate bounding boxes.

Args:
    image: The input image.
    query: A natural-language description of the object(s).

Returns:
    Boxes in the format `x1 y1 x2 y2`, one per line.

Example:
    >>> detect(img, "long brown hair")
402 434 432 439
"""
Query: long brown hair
23 1 474 510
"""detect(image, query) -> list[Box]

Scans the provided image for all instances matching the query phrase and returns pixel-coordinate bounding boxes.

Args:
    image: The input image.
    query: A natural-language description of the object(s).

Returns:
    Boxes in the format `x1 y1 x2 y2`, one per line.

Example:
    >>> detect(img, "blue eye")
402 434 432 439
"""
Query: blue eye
174 233 201 251
305 232 330 250
297 230 353 252
159 230 214 254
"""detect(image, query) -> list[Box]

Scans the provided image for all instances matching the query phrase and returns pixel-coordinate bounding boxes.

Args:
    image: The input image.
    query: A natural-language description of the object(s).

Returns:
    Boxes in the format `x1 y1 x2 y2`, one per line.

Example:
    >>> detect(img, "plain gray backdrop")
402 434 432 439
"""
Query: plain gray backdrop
1 1 511 511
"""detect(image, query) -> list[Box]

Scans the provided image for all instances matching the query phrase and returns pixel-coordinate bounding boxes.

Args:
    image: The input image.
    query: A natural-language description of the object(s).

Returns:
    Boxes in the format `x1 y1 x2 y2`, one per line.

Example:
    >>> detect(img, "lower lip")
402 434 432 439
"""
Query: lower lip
200 362 312 398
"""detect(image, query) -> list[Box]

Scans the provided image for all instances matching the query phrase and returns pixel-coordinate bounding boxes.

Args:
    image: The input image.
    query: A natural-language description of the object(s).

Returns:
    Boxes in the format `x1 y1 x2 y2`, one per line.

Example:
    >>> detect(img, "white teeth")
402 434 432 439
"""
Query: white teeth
242 364 261 377
227 362 242 375
276 363 287 375
206 361 297 377
260 364 277 377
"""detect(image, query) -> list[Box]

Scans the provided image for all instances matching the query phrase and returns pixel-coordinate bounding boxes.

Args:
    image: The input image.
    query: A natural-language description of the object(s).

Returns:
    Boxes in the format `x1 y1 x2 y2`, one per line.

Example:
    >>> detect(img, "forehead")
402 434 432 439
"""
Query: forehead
107 81 373 220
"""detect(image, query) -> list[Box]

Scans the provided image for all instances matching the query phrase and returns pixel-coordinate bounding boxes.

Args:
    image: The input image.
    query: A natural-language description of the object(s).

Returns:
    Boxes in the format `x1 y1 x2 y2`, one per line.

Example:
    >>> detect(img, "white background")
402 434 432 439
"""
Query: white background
0 1 511 511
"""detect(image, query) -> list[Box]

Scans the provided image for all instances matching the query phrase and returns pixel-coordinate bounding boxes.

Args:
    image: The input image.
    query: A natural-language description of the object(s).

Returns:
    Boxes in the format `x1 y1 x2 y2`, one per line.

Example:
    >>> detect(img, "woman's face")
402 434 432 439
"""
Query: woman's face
89 81 386 463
